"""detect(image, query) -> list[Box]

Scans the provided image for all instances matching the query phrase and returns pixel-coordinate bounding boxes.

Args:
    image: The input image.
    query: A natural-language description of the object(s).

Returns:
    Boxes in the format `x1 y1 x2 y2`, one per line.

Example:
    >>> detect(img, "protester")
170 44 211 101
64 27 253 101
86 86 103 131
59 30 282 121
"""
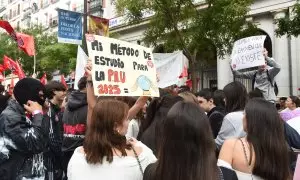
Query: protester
44 81 67 180
116 96 143 139
196 89 226 138
0 78 49 180
248 88 263 99
67 99 157 180
279 97 288 111
215 81 247 149
232 48 280 104
62 77 88 179
282 96 300 112
218 98 291 180
143 101 237 180
213 89 226 110
137 95 183 155
177 85 191 94
0 84 10 114
178 91 198 104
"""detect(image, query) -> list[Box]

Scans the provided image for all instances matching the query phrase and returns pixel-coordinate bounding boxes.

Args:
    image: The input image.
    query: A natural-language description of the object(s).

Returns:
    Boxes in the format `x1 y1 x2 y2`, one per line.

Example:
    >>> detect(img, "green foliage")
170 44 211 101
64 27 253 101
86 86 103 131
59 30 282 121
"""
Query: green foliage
0 25 77 79
116 0 256 63
275 3 300 37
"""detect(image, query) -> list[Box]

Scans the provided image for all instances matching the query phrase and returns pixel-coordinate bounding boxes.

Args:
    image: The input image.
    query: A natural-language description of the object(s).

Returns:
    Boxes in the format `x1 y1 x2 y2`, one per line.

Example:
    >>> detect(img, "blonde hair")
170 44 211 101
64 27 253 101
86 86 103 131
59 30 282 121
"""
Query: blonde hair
178 91 198 104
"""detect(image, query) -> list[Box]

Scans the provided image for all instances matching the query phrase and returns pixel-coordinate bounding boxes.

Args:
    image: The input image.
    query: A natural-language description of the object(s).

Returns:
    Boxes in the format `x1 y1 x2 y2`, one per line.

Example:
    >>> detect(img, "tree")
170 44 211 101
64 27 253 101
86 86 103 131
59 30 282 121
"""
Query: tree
275 2 300 37
116 0 256 91
0 25 77 79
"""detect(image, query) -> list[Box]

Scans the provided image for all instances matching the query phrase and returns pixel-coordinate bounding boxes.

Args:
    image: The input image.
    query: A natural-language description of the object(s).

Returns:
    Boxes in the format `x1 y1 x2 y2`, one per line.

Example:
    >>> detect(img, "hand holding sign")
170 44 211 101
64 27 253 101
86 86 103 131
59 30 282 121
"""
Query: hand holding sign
84 59 92 78
86 35 159 97
231 36 266 71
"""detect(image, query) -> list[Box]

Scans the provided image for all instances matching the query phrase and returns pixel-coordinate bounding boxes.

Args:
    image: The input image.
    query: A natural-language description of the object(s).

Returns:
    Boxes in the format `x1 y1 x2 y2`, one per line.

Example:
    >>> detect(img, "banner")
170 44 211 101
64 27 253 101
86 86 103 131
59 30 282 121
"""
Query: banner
58 9 82 45
86 34 159 97
74 46 88 90
231 35 266 71
154 51 189 88
88 16 109 37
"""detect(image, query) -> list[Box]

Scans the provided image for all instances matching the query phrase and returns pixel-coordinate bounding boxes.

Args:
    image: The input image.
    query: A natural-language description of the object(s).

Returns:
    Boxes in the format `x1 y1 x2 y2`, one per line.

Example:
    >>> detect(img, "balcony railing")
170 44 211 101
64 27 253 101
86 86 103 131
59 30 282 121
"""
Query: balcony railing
89 0 102 14
51 0 59 4
0 6 6 13
42 2 50 9
21 12 31 21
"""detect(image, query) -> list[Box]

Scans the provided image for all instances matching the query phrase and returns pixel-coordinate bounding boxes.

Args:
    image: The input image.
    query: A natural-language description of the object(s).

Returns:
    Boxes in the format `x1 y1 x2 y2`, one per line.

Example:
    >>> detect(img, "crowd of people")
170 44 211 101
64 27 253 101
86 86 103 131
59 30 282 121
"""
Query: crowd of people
0 52 300 180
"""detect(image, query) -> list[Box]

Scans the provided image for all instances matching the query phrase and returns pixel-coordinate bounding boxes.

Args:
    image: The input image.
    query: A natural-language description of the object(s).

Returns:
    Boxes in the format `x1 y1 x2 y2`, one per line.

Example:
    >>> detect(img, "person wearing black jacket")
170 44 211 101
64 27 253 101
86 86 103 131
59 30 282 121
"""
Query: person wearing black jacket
0 85 10 114
62 77 88 179
196 89 226 138
45 81 67 180
0 78 49 180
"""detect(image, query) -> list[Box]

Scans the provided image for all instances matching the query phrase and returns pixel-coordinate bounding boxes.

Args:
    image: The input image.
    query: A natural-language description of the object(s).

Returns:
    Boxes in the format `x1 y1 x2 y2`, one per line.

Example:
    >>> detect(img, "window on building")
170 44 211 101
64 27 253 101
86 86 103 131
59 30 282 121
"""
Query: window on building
45 13 48 27
17 4 20 15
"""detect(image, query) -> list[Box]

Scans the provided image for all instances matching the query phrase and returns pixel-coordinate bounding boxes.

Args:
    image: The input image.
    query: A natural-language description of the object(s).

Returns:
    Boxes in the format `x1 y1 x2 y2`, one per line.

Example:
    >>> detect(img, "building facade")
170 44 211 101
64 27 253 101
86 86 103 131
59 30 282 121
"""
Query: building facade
0 0 103 31
107 0 300 97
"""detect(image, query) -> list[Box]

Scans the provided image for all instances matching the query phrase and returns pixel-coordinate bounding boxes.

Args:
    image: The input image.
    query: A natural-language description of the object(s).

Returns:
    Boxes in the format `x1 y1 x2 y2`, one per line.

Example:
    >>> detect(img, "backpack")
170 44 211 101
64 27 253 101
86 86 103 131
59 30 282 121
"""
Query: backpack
252 70 279 96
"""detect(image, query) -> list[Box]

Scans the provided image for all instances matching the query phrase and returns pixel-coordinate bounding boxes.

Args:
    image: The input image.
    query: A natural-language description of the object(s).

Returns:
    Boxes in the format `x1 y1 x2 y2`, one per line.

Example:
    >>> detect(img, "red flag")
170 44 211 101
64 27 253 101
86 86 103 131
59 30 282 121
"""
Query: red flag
3 56 25 79
3 56 18 71
61 75 68 89
179 66 188 78
16 33 36 56
0 20 18 42
15 60 25 79
0 64 5 72
40 73 47 85
0 72 4 82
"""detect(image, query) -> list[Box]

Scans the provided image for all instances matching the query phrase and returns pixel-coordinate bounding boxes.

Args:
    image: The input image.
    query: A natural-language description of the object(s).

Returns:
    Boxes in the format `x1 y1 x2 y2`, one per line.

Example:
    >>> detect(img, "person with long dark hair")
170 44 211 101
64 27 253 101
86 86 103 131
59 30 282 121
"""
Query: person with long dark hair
137 95 183 155
143 101 237 180
218 98 291 180
67 99 156 180
215 81 247 149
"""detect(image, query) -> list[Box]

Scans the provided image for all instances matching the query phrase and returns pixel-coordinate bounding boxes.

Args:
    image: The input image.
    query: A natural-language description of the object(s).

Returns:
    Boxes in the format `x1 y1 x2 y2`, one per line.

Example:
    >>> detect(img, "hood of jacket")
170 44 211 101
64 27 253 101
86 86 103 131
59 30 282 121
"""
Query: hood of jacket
67 91 87 111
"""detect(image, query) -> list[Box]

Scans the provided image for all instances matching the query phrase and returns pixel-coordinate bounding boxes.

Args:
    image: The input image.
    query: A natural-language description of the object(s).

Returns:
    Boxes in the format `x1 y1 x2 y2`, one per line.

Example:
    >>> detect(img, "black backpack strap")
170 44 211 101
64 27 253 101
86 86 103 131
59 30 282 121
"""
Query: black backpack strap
266 70 274 87
252 72 257 90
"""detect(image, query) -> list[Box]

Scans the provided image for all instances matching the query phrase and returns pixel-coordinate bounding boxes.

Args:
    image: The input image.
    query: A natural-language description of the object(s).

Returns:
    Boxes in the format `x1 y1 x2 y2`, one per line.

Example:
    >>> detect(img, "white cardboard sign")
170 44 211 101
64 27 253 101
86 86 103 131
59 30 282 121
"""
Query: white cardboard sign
86 34 159 97
231 35 266 70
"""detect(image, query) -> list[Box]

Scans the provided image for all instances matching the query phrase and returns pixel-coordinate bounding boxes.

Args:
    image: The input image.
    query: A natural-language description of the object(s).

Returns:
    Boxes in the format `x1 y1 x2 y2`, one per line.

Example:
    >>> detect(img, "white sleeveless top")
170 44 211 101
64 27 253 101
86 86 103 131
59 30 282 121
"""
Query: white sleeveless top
217 159 264 180
68 142 157 180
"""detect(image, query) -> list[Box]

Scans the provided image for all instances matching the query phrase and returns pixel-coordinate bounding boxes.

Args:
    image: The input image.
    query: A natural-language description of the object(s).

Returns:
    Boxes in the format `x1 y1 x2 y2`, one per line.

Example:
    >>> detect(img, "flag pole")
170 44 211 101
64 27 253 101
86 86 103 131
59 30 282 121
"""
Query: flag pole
33 54 36 76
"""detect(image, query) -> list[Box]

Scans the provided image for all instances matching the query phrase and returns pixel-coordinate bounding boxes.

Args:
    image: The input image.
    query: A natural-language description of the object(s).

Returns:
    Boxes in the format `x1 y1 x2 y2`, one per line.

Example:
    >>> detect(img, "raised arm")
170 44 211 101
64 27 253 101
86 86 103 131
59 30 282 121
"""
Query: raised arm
266 57 281 79
231 66 257 79
1 101 49 154
85 60 97 125
128 96 149 120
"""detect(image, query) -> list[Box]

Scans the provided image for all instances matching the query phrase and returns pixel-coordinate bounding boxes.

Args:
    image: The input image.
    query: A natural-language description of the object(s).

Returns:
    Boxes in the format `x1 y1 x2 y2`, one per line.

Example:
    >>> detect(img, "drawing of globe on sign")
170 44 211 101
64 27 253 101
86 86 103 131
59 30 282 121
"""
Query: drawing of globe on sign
131 75 158 96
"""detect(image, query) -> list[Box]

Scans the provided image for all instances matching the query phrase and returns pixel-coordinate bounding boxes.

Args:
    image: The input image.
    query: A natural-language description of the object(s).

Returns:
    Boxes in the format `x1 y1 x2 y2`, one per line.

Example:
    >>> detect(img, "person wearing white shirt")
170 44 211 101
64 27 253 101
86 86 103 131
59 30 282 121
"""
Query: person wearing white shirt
68 99 156 180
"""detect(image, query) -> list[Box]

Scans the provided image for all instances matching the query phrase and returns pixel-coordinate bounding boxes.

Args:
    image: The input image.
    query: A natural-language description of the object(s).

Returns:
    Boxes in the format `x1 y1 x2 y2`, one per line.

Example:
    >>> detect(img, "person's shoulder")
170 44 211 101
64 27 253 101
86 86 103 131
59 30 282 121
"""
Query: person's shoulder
224 111 243 119
219 166 238 180
144 163 157 180
223 138 238 148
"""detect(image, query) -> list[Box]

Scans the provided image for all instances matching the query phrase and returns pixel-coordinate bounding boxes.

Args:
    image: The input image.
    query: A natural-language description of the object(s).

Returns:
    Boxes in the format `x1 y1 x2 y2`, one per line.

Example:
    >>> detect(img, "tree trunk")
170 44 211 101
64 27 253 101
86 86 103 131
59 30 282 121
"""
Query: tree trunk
191 55 197 93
